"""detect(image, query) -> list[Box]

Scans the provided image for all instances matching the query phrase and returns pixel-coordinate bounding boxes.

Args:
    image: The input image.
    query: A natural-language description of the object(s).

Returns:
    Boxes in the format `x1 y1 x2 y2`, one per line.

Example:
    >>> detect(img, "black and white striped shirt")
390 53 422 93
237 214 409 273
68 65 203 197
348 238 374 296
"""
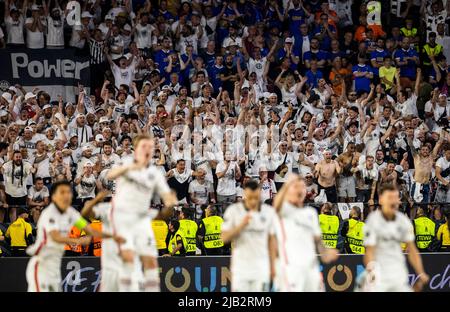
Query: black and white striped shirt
89 38 105 65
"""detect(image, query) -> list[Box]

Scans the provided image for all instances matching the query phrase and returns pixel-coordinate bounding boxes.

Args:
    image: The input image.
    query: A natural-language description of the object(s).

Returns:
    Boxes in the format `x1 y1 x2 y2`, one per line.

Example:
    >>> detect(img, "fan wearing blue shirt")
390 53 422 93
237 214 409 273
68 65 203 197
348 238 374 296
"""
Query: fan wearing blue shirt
277 38 300 66
303 37 330 69
370 39 389 76
285 0 311 35
313 13 337 51
353 55 374 93
394 37 419 83
305 59 324 88
208 55 225 94
154 37 174 74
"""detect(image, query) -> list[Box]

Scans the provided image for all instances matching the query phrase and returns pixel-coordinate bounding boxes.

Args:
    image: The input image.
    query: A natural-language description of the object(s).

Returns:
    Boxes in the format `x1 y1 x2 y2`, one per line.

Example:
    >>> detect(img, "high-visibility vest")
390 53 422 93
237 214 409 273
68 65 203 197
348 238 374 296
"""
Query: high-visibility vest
423 44 443 65
319 214 339 248
346 219 365 254
64 226 83 254
90 220 102 257
168 229 187 255
400 27 417 37
414 216 435 250
437 223 450 251
151 220 168 250
5 217 33 248
179 219 198 254
202 216 224 249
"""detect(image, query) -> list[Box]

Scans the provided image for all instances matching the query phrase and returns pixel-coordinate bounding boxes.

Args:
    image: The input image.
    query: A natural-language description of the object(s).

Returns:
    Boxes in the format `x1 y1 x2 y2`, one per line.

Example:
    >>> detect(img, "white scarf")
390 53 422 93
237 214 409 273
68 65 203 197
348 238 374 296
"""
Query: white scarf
173 168 190 184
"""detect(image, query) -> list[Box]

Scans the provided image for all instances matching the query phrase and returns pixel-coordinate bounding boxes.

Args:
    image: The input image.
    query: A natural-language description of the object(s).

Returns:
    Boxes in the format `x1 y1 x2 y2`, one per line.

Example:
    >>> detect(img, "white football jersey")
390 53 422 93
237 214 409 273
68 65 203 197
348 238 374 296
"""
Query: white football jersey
27 204 81 265
222 202 277 281
276 203 321 268
113 156 171 214
364 210 414 280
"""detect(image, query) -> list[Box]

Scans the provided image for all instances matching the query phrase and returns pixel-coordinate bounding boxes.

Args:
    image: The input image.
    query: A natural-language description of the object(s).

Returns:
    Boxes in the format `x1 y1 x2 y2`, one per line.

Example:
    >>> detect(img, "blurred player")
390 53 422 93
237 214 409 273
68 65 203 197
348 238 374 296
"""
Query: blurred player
26 181 123 292
363 184 430 292
273 174 339 292
107 134 177 292
221 180 277 292
81 191 146 292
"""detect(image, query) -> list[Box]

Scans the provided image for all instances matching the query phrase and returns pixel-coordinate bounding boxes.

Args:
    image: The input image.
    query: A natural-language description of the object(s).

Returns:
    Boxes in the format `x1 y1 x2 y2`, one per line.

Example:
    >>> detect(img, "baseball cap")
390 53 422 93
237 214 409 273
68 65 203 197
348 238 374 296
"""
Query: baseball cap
24 126 33 132
42 104 52 110
84 160 94 167
76 113 86 119
25 92 36 101
81 145 92 152
8 86 18 94
31 4 40 10
95 134 105 142
99 116 110 124
81 11 93 19
105 14 113 20
1 92 12 104
0 110 8 117
285 37 294 44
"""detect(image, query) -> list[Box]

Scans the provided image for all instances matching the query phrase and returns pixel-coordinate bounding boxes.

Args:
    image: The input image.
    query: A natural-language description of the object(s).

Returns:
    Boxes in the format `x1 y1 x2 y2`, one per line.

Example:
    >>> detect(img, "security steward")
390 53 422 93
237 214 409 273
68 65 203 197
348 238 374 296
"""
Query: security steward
413 207 436 252
436 209 450 252
5 208 34 256
178 208 198 256
165 219 186 257
340 206 365 254
64 226 86 256
88 219 102 257
152 218 169 256
319 203 340 248
198 206 224 255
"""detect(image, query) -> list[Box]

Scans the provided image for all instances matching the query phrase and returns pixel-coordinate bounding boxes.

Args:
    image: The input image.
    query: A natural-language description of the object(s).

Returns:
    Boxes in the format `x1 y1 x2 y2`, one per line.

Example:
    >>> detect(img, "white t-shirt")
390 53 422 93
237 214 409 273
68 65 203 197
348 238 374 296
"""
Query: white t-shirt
2 160 33 197
75 173 96 199
113 156 170 214
436 156 450 183
271 151 298 183
46 15 65 47
222 202 277 281
27 204 81 265
112 64 135 89
69 24 87 48
216 161 238 196
134 23 154 49
188 179 213 205
364 210 415 283
396 94 418 118
27 186 50 202
247 57 267 81
5 15 24 44
261 179 277 203
31 156 51 178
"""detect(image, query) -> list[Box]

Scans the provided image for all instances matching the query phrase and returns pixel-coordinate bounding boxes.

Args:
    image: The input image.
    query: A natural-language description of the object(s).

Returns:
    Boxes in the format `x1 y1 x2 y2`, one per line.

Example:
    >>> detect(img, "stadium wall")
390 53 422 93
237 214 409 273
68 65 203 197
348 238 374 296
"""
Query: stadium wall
0 254 449 292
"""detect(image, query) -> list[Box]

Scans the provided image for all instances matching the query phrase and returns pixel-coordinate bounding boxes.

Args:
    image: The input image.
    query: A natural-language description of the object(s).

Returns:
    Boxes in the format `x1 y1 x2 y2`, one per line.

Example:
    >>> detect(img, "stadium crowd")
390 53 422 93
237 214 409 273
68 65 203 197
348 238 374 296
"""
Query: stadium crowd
0 0 450 257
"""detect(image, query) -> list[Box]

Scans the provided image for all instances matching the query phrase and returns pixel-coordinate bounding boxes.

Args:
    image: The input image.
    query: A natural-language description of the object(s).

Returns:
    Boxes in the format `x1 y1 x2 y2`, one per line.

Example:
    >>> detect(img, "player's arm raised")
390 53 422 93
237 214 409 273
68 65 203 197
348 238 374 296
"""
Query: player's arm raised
315 236 339 264
80 190 109 219
156 191 178 221
106 162 147 180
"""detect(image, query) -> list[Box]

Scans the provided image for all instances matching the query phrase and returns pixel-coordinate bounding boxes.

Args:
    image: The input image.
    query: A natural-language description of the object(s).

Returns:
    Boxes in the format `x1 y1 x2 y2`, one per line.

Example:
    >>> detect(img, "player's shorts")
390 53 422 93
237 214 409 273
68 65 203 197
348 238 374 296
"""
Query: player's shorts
232 276 270 292
111 211 158 257
100 267 119 292
276 264 323 292
26 256 61 292
338 176 356 198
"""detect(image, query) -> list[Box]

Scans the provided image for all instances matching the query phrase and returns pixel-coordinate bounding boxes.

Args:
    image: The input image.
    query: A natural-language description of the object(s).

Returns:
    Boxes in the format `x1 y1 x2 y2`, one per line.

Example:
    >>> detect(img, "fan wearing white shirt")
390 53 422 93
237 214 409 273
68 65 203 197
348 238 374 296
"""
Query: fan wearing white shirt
363 185 429 292
25 5 45 49
216 151 242 205
44 2 65 48
221 180 277 292
4 2 25 46
106 51 136 90
273 175 339 292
